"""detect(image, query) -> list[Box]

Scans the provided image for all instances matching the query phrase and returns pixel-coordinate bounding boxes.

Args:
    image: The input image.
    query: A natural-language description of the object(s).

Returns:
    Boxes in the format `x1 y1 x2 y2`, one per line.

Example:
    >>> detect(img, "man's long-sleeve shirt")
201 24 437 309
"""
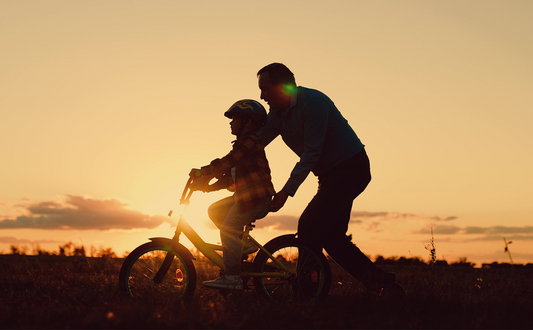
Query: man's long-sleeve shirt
257 86 364 196
201 132 275 212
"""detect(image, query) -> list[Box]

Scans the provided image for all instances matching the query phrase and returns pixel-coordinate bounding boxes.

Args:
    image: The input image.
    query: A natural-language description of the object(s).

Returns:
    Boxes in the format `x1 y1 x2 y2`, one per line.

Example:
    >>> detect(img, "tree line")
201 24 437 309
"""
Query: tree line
7 241 118 258
6 241 533 269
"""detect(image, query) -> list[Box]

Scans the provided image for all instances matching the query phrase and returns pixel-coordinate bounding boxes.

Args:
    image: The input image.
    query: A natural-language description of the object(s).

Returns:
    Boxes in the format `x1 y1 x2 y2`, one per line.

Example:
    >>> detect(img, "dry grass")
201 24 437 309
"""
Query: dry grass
1 254 532 329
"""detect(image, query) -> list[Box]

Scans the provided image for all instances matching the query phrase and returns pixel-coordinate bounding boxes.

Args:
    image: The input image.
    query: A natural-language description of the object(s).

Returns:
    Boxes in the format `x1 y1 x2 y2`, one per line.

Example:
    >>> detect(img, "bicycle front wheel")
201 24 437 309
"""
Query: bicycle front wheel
119 241 196 302
252 235 331 303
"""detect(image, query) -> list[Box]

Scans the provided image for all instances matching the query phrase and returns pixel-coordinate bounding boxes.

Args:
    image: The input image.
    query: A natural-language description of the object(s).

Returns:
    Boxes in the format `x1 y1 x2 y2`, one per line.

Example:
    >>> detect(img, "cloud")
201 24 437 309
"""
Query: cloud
0 195 170 231
419 225 463 235
350 211 389 226
457 225 532 235
254 215 298 231
430 216 458 221
350 211 456 223
349 212 532 242
351 211 389 219
468 234 533 242
415 225 533 240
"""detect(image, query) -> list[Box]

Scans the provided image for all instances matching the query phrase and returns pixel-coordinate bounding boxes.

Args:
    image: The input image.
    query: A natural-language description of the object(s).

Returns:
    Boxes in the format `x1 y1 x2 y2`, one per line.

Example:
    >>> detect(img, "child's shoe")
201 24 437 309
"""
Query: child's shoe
242 238 259 255
203 275 244 290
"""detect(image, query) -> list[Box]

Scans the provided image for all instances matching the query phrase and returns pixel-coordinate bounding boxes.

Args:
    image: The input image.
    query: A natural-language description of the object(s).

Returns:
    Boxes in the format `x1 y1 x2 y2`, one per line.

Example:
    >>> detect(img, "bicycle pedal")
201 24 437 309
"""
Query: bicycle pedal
242 276 250 290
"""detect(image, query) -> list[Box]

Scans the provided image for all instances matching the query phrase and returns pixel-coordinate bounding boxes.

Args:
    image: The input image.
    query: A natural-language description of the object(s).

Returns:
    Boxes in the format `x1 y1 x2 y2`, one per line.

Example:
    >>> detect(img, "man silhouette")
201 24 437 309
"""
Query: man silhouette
256 63 405 297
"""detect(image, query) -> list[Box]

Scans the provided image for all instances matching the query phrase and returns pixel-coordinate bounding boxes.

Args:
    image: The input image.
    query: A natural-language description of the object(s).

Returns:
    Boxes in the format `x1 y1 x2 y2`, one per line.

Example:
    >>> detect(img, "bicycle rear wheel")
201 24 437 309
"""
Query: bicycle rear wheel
119 241 196 302
252 235 331 303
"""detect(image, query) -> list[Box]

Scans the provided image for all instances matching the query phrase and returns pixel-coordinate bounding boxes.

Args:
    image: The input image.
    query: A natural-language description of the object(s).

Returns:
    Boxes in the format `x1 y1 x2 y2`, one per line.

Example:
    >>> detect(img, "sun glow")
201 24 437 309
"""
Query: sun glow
2 1 533 265
156 191 227 245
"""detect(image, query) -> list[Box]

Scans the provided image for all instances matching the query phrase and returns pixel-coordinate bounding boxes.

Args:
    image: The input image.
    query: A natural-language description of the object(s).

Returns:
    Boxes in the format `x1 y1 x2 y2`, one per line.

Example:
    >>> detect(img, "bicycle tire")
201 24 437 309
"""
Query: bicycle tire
119 241 196 302
252 234 331 303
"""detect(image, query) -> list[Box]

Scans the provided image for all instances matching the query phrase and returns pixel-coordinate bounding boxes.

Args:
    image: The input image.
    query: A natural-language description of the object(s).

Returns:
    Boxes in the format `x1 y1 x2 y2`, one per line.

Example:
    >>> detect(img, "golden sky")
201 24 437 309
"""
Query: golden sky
1 1 532 265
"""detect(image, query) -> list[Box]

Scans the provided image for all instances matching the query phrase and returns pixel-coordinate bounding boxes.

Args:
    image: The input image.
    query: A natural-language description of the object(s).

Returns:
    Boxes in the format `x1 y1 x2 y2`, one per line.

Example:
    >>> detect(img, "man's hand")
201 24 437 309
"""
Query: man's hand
270 190 289 212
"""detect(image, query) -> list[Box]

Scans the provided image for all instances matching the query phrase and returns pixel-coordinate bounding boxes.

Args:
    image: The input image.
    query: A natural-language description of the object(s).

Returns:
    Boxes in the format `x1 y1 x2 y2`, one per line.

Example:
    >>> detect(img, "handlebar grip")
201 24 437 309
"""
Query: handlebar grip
179 177 194 205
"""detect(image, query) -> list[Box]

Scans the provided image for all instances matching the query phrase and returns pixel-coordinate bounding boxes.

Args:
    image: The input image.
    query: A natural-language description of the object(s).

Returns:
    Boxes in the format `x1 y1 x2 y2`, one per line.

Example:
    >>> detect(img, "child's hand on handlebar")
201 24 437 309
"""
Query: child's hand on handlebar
189 168 202 178
189 169 215 192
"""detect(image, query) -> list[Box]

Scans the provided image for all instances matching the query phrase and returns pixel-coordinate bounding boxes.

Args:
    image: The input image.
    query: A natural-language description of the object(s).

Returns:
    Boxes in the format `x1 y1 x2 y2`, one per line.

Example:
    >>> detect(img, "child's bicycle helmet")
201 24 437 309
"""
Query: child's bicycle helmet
224 99 267 128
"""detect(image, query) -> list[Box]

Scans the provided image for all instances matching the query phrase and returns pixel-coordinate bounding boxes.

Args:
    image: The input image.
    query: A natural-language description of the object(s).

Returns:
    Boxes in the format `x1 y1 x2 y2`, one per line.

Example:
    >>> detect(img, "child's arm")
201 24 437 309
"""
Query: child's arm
201 136 260 176
189 170 232 192
204 171 232 192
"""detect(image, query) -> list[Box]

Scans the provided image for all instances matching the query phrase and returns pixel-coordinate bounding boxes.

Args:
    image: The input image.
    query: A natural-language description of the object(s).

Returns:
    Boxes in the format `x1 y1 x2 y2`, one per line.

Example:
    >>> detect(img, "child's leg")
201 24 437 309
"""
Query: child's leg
207 196 234 229
220 198 271 275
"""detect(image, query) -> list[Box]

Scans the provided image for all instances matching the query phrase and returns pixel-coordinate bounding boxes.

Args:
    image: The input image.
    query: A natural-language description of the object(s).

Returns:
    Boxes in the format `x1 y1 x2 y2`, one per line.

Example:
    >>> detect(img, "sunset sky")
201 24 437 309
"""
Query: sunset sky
1 1 532 266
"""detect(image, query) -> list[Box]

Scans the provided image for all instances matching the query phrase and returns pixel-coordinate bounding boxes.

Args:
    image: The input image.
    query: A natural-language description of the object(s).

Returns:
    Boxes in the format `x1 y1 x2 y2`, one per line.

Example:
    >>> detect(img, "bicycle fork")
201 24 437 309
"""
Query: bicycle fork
154 252 175 284
154 212 187 284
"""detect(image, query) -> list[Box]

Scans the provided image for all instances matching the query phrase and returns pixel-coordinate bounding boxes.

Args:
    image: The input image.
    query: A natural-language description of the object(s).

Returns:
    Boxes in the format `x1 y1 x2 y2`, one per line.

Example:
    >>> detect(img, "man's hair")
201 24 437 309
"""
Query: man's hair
257 63 296 87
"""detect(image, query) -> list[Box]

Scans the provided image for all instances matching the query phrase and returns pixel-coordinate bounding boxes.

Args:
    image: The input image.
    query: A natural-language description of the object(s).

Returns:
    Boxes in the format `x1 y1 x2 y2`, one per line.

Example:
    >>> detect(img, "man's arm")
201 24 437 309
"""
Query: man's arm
270 190 289 212
271 98 331 212
282 97 330 197
256 111 289 211
256 112 279 147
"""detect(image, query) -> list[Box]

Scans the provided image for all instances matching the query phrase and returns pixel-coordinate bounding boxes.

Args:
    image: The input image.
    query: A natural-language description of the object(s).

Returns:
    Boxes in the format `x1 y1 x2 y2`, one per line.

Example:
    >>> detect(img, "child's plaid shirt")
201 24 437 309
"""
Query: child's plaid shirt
200 132 276 212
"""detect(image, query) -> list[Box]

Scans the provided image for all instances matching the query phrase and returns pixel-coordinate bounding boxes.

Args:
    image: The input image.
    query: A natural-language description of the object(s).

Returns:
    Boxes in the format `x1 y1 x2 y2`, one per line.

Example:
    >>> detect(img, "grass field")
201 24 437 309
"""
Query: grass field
1 254 532 329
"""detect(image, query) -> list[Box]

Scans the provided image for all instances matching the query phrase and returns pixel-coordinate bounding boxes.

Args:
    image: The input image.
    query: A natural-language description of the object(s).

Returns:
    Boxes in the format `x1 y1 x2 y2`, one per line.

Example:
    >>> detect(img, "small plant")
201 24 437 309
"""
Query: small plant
424 227 437 266
503 237 514 264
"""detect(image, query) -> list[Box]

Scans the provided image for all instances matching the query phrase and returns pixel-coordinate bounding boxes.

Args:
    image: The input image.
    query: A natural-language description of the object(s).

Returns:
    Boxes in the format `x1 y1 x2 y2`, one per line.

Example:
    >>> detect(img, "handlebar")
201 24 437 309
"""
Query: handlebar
180 177 194 206
167 178 194 217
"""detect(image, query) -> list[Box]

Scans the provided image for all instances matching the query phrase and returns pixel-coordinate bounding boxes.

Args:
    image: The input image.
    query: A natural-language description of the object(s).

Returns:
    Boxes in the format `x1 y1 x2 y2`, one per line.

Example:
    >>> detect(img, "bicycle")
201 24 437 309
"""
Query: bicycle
119 177 332 304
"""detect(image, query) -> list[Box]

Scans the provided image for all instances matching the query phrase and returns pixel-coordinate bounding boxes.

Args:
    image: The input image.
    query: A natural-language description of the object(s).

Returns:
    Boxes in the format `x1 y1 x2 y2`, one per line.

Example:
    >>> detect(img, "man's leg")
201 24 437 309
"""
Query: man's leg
298 150 390 292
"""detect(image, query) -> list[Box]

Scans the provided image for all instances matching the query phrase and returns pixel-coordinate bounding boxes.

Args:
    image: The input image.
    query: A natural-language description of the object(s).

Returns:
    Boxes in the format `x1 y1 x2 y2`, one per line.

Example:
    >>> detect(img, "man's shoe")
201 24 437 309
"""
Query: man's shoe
242 239 259 255
203 275 244 291
381 283 407 300
380 273 407 300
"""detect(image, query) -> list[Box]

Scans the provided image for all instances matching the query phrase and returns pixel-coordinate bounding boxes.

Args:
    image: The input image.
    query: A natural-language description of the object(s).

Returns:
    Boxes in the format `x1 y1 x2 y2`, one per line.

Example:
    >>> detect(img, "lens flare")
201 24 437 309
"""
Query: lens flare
281 84 295 98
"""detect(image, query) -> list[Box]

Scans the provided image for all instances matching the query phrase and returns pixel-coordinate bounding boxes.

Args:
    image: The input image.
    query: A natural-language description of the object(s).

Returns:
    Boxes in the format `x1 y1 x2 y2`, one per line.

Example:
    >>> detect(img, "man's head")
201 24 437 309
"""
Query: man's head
257 63 296 110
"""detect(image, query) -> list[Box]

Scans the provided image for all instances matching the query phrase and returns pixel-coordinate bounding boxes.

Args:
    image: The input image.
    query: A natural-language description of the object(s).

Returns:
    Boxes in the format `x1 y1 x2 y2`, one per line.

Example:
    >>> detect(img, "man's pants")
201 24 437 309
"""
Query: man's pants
297 149 387 292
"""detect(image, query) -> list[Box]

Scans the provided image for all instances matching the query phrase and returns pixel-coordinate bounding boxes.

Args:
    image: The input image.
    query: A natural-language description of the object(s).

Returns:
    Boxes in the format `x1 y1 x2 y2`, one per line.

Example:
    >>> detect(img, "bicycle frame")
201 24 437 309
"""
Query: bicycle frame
167 178 294 279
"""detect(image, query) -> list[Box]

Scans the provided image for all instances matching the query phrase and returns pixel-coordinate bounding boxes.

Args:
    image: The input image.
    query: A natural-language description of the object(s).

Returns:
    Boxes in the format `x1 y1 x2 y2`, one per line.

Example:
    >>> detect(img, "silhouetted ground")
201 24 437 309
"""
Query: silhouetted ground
1 254 532 329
